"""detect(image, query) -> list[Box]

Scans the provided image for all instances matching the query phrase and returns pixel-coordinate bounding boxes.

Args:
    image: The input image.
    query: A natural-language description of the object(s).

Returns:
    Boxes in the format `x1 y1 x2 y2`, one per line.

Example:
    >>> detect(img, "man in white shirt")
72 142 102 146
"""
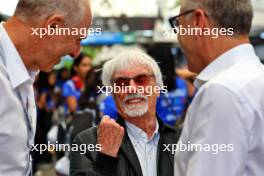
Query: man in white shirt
170 0 264 175
0 0 92 175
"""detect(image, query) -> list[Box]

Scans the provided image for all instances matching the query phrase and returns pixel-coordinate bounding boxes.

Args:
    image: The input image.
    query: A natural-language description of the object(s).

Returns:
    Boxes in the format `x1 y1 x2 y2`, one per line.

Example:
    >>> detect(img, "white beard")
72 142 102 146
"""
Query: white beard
122 93 148 118
123 103 148 117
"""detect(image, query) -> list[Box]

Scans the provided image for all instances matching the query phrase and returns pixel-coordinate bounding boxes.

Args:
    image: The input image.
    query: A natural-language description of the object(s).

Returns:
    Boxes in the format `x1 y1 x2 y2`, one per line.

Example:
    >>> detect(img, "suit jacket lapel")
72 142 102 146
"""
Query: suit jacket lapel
157 121 178 176
161 135 174 166
120 133 143 176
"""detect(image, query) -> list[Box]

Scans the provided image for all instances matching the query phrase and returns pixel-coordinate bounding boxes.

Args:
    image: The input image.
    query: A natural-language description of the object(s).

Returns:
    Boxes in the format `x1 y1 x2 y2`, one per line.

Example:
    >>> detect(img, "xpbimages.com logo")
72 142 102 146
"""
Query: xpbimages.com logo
31 25 102 38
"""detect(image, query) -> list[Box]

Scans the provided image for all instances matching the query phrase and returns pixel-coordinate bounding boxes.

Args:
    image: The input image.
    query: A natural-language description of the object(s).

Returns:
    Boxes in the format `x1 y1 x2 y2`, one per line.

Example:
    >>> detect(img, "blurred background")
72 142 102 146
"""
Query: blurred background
1 0 264 175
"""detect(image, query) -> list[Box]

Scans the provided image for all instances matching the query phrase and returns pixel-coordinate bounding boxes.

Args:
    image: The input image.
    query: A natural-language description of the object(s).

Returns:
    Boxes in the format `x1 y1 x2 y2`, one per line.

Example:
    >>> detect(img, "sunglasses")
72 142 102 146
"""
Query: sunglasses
112 74 154 88
169 9 196 33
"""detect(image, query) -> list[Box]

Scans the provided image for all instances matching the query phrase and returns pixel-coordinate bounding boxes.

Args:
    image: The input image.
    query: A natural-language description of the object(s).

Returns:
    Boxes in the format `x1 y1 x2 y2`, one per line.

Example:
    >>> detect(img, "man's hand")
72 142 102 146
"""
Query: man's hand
97 116 124 157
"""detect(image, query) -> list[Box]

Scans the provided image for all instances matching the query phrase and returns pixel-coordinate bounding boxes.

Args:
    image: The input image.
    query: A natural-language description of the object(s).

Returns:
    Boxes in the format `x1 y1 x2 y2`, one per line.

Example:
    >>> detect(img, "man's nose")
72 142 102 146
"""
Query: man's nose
127 79 138 94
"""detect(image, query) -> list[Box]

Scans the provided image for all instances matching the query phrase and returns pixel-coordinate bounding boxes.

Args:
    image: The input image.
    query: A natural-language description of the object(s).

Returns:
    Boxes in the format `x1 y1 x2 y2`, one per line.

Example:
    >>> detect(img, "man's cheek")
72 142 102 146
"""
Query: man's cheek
115 94 124 107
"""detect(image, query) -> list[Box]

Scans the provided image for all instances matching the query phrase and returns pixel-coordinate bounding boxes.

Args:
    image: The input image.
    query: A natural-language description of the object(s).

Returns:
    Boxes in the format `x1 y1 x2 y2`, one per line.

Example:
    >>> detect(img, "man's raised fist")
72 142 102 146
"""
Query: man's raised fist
97 116 124 157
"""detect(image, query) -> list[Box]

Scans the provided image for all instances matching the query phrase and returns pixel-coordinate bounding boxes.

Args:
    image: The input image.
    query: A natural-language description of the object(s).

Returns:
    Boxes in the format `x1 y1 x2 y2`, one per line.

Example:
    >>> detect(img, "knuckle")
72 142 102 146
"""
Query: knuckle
101 115 110 122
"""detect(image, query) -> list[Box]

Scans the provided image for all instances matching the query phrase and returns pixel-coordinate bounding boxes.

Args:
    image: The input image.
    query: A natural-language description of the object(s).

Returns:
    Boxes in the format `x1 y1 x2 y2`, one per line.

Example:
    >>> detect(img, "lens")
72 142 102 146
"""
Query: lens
114 77 130 87
133 74 152 86
113 74 153 88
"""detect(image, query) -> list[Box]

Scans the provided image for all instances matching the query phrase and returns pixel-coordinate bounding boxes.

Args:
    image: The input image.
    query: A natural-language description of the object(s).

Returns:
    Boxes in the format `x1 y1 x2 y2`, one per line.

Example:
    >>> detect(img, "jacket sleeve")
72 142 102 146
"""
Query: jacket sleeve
69 131 119 176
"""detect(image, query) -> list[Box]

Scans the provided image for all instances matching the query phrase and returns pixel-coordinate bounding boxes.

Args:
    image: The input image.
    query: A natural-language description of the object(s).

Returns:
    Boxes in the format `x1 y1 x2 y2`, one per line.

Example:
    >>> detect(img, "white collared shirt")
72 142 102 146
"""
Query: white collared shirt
174 44 264 176
0 22 37 176
125 119 160 176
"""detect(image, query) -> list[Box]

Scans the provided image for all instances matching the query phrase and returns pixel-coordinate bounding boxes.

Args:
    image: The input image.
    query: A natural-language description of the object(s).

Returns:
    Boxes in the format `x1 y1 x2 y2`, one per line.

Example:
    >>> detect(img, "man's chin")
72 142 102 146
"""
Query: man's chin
41 65 54 72
42 58 61 72
123 107 148 118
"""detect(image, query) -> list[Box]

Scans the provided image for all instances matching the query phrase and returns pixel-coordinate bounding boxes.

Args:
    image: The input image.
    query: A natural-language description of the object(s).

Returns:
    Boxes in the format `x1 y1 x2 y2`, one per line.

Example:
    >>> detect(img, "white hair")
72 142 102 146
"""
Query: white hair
101 49 164 88
14 0 90 26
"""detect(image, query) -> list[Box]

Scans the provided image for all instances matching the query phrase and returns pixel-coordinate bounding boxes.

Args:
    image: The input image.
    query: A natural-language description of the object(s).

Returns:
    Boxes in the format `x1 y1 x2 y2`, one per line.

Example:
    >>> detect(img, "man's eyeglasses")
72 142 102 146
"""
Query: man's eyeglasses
112 74 154 88
169 9 196 33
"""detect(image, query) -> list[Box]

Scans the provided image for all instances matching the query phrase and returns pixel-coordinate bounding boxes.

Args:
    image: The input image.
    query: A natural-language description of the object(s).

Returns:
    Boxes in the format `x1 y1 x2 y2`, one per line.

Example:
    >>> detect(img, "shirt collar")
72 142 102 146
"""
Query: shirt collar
125 118 159 143
194 44 257 89
0 22 37 89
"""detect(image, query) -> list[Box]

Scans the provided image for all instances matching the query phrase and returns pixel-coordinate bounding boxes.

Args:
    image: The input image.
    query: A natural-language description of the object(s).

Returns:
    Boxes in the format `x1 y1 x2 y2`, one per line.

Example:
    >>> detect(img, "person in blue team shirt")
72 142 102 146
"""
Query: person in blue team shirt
62 53 92 113
156 77 189 126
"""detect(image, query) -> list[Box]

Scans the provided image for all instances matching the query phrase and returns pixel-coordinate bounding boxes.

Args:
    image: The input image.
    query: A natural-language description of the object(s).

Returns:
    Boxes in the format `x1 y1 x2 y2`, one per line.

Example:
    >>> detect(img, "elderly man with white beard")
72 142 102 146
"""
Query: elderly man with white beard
69 50 181 176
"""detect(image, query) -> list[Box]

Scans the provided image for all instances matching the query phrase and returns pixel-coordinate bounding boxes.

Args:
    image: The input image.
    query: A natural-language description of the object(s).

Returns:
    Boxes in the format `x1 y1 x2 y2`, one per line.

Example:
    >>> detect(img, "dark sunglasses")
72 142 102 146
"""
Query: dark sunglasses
112 74 154 87
169 9 196 33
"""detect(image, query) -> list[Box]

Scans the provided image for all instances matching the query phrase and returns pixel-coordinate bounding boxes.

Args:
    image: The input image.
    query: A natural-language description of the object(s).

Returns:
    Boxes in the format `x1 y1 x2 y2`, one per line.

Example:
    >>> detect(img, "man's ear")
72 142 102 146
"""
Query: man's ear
44 14 65 29
39 14 65 39
193 9 208 29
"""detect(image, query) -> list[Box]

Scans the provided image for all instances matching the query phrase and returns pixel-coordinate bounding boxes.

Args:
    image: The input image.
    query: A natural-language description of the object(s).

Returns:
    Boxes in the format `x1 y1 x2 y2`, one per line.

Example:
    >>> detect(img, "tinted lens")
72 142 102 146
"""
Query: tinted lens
113 74 153 88
114 77 130 87
133 74 152 86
